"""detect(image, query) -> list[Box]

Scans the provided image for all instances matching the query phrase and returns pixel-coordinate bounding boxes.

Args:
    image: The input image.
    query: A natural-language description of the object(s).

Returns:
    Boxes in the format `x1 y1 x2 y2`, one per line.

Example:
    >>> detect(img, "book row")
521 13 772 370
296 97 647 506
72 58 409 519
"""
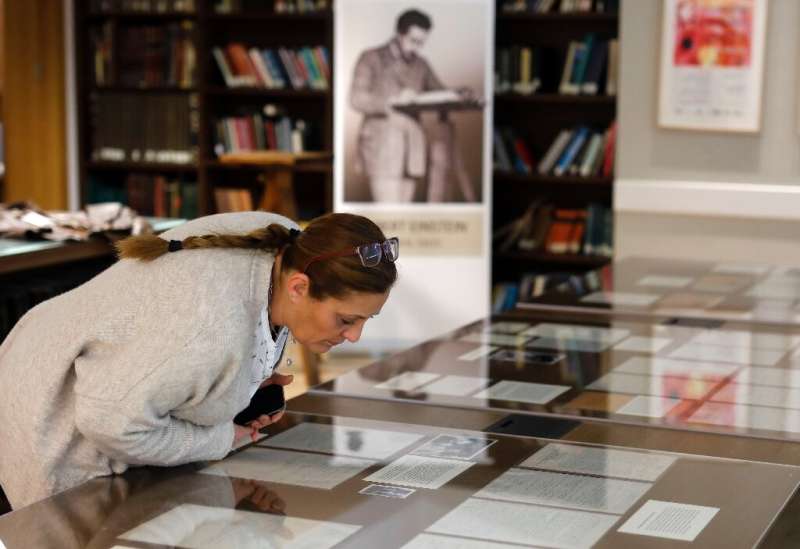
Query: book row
214 0 328 13
213 44 330 90
492 267 605 312
92 22 197 89
496 36 618 96
90 93 199 164
90 0 196 13
213 107 319 155
494 121 616 178
494 201 612 257
501 0 618 14
89 175 198 219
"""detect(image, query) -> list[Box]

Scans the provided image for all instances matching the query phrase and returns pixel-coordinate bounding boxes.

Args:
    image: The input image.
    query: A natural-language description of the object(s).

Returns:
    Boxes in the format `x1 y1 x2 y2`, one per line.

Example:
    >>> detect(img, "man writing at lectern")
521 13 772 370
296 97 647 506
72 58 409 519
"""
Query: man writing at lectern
350 8 477 203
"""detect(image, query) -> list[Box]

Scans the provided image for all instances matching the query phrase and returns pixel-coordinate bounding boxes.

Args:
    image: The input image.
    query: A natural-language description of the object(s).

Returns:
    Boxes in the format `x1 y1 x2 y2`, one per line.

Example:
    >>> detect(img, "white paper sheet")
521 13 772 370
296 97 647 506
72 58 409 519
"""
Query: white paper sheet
402 533 522 549
475 468 650 515
580 291 661 307
473 380 571 405
527 337 611 353
374 372 441 392
427 498 617 548
588 372 715 400
746 278 800 299
617 500 718 542
457 345 497 362
259 422 424 460
688 402 800 433
637 275 693 288
201 448 375 490
359 484 416 499
422 375 490 396
669 342 784 367
363 455 474 489
614 356 740 379
712 262 771 275
520 323 631 345
119 503 361 549
735 366 800 388
615 396 682 418
412 434 497 460
613 336 673 354
485 321 531 334
710 382 800 410
458 333 530 347
521 443 675 482
690 329 800 352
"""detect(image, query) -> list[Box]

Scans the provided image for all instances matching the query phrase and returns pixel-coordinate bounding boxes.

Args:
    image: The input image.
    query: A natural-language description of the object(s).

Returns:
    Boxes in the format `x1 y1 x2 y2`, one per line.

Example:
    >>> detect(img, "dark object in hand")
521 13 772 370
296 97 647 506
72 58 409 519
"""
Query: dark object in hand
234 384 286 425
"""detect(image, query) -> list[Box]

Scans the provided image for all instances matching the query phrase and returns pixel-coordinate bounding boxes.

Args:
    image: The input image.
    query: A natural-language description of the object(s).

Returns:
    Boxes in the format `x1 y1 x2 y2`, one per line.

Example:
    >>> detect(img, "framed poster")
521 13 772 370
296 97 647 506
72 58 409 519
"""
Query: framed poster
657 0 768 133
334 0 494 348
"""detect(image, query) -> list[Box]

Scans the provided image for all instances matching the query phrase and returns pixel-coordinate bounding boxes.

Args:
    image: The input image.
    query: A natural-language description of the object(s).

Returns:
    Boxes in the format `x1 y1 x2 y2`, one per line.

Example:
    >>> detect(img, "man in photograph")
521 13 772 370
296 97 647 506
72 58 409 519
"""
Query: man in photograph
349 8 477 203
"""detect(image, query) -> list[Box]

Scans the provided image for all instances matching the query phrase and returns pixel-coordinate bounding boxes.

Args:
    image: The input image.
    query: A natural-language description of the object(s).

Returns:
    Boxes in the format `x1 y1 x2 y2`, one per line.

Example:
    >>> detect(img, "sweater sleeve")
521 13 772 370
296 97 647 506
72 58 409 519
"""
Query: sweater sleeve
74 317 246 467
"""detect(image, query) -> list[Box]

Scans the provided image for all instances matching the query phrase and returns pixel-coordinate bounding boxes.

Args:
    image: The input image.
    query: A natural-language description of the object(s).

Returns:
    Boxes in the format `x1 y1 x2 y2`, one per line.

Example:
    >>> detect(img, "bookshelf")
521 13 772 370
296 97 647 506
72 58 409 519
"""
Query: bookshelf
73 0 333 222
492 0 618 302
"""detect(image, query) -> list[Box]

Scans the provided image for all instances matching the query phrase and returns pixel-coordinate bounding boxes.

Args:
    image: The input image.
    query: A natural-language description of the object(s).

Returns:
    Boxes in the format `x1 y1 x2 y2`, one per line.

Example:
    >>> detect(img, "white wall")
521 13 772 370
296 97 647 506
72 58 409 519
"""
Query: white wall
615 0 800 264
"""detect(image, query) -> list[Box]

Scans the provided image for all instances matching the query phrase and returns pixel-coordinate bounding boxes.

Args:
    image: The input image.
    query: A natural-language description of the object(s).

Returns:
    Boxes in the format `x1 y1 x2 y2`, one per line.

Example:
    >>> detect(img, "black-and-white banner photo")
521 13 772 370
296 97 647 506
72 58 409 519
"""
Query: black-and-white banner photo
335 0 494 347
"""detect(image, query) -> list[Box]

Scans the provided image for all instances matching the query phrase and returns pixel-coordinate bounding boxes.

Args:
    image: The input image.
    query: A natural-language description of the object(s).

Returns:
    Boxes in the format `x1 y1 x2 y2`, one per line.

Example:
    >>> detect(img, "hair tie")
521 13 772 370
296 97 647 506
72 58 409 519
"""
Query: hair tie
289 228 301 241
167 240 183 252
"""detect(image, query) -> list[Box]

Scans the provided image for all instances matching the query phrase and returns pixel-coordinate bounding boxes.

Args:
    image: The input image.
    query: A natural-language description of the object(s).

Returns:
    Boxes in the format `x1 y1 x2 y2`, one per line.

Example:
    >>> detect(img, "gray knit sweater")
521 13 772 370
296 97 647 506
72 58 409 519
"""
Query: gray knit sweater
0 212 297 509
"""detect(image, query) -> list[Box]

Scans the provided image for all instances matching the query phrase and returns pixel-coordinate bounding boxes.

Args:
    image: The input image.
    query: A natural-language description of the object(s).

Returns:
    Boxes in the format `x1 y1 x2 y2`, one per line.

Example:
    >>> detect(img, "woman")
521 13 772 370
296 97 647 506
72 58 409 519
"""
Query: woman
0 211 398 509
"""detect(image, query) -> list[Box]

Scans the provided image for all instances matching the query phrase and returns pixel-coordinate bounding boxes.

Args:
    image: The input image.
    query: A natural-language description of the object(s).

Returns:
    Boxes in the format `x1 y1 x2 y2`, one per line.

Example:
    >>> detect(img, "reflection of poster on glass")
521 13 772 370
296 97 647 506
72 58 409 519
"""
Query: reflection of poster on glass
335 0 493 347
658 0 768 132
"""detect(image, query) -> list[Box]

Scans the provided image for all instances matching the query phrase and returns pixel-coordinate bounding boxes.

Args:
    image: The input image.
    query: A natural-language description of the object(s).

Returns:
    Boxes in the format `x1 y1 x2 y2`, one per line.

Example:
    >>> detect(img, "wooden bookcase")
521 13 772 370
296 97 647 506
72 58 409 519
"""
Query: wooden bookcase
73 1 333 222
492 7 618 285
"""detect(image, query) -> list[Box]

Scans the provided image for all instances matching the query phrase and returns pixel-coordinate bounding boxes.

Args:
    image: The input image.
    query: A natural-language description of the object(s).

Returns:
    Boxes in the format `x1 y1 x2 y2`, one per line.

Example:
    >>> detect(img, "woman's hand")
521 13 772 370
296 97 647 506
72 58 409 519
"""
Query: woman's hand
259 371 294 389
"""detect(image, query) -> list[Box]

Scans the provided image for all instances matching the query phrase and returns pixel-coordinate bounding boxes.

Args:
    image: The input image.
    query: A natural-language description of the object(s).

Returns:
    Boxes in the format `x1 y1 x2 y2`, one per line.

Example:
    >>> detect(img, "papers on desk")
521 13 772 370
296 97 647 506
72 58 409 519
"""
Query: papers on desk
411 434 497 461
712 262 771 275
734 366 800 388
618 500 718 542
473 380 571 404
421 375 490 397
580 291 661 307
689 329 800 351
519 323 631 345
364 455 474 489
711 383 800 410
259 422 424 461
522 443 676 482
637 274 694 288
669 342 785 367
613 356 740 379
615 395 682 418
119 503 360 549
201 448 375 490
374 372 440 392
475 468 650 514
427 498 618 548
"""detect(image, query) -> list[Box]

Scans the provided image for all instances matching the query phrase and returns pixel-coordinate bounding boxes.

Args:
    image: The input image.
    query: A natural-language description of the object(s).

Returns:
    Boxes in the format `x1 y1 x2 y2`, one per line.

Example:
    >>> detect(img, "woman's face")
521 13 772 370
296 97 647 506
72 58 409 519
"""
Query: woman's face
291 290 390 353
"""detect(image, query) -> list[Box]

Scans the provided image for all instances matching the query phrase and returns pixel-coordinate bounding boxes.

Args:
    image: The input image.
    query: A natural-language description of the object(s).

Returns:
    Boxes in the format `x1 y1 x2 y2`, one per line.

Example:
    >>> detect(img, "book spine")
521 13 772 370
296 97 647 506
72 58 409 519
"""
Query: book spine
537 130 572 175
554 127 588 176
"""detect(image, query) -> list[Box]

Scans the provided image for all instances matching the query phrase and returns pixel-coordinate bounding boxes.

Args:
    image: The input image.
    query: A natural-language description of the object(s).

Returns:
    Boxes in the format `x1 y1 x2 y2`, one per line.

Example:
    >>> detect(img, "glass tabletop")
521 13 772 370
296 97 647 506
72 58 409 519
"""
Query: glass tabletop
1 411 798 548
313 309 800 443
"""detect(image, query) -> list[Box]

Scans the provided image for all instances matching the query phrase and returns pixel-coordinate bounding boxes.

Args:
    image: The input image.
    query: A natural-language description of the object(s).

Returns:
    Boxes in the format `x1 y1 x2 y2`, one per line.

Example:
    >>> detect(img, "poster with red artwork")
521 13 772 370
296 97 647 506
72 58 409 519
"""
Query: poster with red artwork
658 0 767 132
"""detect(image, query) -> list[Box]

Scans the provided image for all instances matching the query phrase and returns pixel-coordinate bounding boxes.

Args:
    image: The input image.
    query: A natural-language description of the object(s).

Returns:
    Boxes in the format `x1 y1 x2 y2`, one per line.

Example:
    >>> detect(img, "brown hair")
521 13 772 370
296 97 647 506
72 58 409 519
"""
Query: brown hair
116 213 397 300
